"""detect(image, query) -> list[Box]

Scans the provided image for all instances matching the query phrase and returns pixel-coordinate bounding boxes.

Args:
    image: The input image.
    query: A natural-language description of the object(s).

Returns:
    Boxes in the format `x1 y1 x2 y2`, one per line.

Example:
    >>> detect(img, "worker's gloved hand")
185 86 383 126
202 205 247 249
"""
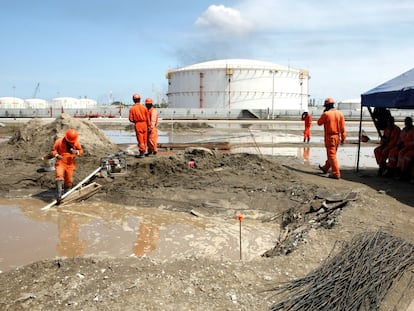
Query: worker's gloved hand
55 154 63 160
341 140 345 145
148 128 152 133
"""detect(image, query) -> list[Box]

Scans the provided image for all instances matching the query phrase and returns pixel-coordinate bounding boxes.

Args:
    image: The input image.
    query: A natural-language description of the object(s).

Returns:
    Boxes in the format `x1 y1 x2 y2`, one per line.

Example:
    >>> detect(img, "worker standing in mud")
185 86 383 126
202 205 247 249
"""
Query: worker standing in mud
301 110 312 143
317 98 346 179
52 129 83 204
129 93 150 158
145 97 158 156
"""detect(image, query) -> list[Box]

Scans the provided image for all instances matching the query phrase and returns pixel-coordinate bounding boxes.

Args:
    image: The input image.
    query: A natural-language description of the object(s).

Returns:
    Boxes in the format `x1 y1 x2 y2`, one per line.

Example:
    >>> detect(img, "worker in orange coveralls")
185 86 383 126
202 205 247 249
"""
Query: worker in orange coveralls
129 93 150 158
385 116 414 179
317 98 346 179
374 116 400 176
301 110 312 143
52 128 83 204
145 97 159 156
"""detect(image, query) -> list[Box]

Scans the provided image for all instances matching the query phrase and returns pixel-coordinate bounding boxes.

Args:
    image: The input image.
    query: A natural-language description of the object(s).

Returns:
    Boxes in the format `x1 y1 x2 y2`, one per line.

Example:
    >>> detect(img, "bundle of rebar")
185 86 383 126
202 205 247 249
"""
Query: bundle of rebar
268 231 414 311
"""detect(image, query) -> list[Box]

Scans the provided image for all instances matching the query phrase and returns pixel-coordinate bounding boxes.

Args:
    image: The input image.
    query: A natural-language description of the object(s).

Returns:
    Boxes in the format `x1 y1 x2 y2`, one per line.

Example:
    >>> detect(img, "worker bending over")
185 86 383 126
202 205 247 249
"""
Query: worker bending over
52 128 83 204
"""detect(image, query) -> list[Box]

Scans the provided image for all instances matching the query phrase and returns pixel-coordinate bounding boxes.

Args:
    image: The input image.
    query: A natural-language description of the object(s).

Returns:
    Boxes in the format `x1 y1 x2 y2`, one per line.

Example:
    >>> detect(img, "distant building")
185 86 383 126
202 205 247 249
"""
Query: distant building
166 59 310 111
79 98 98 108
51 97 97 109
24 98 49 109
338 98 361 111
0 97 26 109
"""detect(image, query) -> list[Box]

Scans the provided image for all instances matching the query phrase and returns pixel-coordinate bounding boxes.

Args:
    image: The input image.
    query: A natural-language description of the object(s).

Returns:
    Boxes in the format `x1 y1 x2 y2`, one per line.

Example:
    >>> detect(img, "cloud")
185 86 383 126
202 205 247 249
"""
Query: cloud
195 4 253 37
174 0 414 100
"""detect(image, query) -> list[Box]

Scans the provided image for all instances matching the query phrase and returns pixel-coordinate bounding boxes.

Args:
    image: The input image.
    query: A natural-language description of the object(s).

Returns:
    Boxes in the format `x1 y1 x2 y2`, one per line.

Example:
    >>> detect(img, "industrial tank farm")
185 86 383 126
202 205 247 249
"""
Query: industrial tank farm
166 59 310 112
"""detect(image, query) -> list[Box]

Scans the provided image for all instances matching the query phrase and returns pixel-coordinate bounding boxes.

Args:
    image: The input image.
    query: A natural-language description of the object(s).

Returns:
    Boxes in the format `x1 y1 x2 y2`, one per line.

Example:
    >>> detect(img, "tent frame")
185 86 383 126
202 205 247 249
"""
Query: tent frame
357 68 414 172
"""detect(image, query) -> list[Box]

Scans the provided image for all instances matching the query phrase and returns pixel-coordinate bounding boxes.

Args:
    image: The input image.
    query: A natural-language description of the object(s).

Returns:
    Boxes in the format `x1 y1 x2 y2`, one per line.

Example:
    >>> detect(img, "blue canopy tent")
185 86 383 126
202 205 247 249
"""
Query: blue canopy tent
356 68 414 170
361 68 414 108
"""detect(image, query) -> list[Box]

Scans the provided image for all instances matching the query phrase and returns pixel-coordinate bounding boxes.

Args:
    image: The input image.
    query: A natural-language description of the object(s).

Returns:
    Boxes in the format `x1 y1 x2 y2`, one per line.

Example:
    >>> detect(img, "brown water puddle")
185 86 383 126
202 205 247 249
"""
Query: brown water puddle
0 198 277 272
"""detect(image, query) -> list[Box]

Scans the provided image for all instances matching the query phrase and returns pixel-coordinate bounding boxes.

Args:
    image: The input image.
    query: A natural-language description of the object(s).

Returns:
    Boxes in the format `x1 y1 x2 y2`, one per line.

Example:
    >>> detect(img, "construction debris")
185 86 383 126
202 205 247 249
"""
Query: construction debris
267 231 414 311
263 191 358 257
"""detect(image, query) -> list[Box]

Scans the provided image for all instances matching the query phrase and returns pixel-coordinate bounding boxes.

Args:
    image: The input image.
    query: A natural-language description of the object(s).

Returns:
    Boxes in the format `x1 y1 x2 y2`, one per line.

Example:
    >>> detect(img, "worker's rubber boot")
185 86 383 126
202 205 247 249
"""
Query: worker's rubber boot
56 180 63 205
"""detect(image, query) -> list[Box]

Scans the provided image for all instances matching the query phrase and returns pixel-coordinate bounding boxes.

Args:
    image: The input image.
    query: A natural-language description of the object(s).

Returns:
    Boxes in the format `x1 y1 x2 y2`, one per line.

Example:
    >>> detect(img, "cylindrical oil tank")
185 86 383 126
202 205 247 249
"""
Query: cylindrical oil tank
166 59 310 111
24 98 49 109
0 97 26 109
51 97 80 109
79 98 97 108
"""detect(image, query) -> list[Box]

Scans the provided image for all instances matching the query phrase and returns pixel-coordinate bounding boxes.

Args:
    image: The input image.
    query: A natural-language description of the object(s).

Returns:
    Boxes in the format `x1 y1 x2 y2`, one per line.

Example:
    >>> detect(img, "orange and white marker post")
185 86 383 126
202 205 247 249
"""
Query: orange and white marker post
237 214 244 260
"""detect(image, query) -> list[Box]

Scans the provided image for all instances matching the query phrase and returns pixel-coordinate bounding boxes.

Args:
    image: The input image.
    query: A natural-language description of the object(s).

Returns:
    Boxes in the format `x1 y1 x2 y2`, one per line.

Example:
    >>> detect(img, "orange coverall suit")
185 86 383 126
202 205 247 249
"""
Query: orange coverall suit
396 127 414 172
301 113 312 142
129 103 150 153
147 107 159 154
374 124 400 169
387 127 414 169
52 137 83 188
317 109 346 178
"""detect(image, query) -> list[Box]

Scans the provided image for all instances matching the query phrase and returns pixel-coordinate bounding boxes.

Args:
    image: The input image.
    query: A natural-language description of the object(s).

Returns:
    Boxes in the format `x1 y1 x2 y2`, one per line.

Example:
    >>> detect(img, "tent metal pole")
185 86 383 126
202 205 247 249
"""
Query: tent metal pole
356 104 364 172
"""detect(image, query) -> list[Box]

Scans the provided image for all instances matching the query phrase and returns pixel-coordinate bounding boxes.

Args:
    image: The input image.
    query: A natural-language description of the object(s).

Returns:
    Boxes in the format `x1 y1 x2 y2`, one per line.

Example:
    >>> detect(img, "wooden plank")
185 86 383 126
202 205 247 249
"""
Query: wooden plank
41 166 102 211
60 182 102 206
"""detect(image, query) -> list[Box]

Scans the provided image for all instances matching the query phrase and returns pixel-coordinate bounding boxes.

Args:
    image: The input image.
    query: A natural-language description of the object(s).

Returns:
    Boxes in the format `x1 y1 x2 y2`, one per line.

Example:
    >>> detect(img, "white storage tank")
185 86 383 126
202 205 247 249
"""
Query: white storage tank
51 97 80 109
0 97 26 109
24 98 49 109
79 98 97 108
338 98 361 111
166 59 310 111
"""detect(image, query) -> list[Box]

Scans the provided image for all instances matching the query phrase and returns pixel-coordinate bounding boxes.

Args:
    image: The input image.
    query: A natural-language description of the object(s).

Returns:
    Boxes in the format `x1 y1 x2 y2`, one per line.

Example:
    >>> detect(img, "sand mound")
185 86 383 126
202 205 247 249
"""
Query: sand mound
7 114 120 159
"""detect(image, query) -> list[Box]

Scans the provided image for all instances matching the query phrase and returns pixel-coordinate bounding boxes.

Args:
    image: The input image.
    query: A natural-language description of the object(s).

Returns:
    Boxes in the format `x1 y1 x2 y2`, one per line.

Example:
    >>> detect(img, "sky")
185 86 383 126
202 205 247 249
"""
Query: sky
0 0 413 105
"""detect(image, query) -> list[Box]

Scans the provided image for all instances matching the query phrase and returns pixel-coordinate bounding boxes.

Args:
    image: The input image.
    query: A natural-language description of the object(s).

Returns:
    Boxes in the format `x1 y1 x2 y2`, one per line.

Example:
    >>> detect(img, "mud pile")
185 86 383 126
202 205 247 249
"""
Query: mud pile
6 114 120 159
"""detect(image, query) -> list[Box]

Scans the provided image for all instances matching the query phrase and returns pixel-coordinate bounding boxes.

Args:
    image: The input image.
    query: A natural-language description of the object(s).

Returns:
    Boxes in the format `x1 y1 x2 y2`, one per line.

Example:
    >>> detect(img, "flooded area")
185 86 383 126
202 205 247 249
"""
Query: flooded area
103 120 378 170
0 198 278 272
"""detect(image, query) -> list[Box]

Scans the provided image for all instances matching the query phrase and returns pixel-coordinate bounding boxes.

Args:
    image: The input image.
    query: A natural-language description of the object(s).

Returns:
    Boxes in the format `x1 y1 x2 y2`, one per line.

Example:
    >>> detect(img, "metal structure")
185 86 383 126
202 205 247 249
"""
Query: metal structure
166 59 310 113
33 83 40 98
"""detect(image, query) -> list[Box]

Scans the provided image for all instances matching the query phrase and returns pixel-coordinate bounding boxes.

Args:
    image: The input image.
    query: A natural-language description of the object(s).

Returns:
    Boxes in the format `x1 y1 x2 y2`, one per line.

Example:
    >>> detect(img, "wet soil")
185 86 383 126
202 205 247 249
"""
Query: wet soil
0 115 413 310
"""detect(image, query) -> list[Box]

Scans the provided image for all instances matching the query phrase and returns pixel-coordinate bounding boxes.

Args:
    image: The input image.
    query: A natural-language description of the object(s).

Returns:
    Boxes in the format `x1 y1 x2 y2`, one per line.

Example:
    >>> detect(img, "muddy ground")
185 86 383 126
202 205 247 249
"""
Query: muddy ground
0 115 413 310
